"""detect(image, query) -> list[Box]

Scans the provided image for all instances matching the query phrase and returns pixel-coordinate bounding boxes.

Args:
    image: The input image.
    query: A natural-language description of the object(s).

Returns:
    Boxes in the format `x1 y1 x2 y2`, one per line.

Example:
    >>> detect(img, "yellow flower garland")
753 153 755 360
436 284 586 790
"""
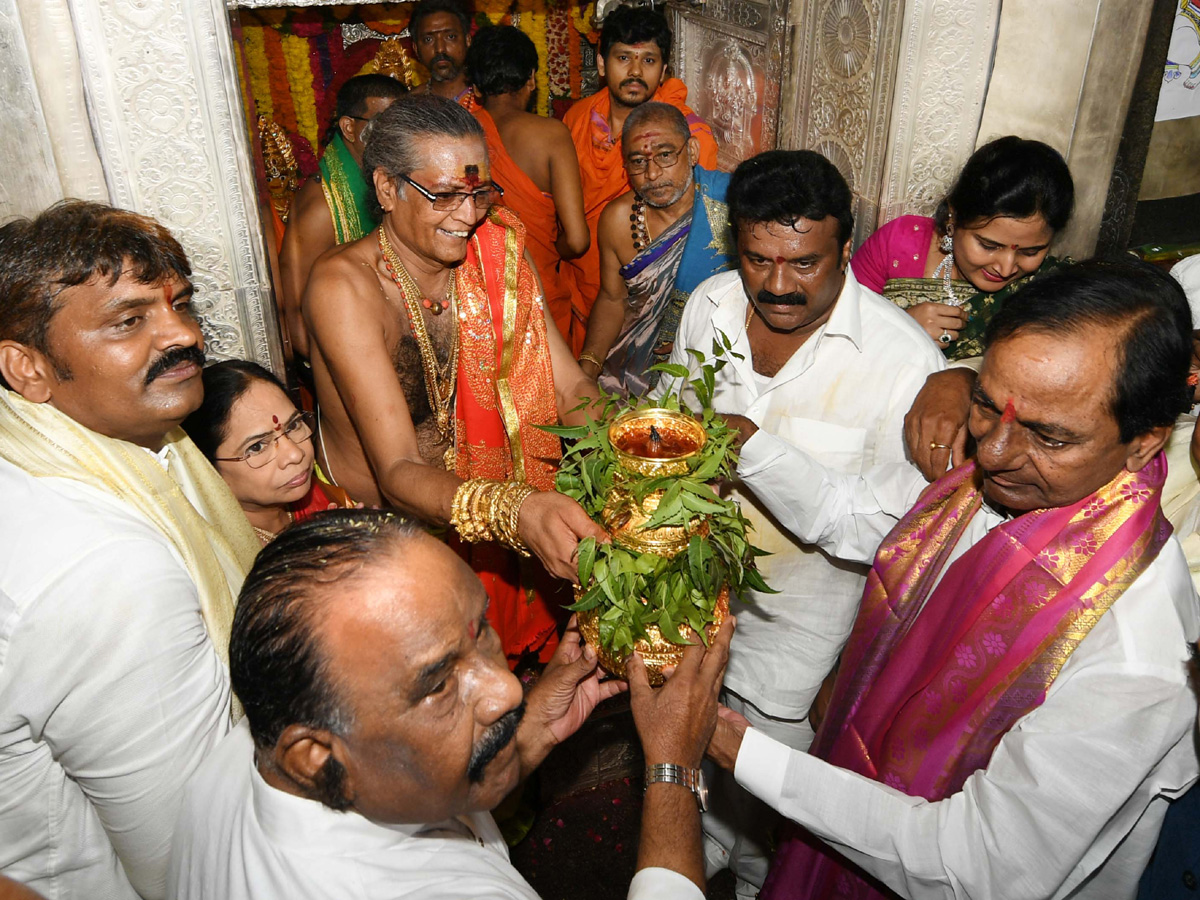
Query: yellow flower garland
281 33 319 149
243 27 274 122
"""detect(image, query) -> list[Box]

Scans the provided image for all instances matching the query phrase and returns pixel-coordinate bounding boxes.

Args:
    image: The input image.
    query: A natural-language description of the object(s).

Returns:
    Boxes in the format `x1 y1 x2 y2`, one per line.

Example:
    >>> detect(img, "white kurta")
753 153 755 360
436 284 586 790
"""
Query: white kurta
731 447 1200 900
0 454 233 900
665 268 946 723
170 722 704 900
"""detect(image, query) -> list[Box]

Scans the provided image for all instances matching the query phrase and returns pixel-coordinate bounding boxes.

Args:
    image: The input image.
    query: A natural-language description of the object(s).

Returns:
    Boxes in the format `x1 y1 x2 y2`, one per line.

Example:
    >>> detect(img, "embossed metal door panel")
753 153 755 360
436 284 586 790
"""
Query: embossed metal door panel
667 0 790 171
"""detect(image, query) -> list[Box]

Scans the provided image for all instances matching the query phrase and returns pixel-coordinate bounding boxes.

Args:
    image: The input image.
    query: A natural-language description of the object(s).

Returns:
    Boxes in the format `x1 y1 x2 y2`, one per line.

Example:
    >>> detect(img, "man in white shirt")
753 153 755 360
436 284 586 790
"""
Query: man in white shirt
0 202 259 900
694 258 1200 900
662 149 944 895
171 510 733 900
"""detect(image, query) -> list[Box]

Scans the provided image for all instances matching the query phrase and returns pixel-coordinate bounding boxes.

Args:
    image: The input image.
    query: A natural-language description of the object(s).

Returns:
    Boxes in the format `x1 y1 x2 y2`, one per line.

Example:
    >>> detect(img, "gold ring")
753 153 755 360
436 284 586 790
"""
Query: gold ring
930 442 951 451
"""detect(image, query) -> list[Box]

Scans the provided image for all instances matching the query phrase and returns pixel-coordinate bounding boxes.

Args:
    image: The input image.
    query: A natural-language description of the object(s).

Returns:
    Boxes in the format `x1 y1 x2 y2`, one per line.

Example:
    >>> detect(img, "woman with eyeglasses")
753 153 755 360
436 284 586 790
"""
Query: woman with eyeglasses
182 361 353 545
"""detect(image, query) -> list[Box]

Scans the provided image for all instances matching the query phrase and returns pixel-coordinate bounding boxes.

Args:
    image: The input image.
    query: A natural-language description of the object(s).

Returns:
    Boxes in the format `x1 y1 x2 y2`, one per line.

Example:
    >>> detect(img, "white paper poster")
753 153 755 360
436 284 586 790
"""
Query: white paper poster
1157 0 1200 121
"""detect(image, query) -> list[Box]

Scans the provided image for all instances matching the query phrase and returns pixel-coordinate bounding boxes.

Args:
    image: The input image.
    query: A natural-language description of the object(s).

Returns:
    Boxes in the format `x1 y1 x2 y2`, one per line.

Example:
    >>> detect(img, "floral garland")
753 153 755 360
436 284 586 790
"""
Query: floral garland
281 33 320 150
515 0 550 116
476 0 513 26
238 0 598 187
242 26 274 123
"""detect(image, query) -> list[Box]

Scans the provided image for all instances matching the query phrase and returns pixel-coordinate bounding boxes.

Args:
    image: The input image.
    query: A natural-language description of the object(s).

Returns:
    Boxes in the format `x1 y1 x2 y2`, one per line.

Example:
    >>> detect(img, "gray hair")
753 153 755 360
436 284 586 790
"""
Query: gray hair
622 101 690 147
361 94 487 217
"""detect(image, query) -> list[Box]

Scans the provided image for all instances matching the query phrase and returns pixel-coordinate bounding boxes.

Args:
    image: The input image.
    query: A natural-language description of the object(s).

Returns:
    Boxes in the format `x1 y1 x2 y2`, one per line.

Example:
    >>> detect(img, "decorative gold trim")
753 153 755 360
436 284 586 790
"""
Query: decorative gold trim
493 214 526 482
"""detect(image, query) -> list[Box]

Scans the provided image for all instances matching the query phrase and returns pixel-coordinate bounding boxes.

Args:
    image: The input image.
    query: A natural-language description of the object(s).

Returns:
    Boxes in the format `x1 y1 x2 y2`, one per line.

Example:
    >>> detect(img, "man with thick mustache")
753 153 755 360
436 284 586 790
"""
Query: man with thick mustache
579 102 735 397
661 150 944 897
410 0 476 107
171 511 735 899
698 258 1200 900
0 201 260 899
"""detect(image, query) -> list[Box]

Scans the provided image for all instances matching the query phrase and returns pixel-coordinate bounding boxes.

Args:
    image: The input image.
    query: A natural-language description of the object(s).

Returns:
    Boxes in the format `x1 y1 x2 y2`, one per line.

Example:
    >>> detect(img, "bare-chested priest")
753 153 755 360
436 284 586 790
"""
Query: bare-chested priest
302 94 605 664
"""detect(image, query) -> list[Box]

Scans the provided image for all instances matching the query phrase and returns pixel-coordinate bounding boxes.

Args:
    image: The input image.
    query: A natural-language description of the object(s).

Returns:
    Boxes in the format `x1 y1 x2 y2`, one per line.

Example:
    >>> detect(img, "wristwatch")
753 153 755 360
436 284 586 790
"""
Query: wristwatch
644 763 708 812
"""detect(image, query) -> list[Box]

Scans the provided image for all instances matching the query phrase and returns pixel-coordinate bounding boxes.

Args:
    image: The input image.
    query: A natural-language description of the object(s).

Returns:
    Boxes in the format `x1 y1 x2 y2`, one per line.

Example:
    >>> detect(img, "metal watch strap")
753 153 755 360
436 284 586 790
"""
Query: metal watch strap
644 763 708 812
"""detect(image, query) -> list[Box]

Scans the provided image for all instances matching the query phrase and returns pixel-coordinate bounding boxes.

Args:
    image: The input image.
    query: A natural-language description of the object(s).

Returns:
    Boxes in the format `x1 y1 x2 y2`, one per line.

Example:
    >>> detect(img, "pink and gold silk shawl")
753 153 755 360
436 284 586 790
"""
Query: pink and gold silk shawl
762 455 1172 900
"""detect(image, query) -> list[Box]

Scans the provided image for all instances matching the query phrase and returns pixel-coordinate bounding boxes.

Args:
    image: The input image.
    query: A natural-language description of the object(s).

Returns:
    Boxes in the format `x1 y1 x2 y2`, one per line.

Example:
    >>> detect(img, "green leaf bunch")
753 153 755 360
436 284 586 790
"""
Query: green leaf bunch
543 336 776 657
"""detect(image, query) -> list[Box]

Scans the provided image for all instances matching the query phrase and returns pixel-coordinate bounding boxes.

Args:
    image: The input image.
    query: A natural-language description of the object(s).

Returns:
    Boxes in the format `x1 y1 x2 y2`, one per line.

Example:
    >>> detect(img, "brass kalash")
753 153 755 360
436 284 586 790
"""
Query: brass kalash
576 408 730 684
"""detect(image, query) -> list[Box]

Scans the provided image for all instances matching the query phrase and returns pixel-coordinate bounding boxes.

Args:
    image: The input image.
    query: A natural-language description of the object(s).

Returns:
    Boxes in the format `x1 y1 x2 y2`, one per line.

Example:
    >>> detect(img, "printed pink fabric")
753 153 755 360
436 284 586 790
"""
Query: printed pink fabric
762 455 1172 900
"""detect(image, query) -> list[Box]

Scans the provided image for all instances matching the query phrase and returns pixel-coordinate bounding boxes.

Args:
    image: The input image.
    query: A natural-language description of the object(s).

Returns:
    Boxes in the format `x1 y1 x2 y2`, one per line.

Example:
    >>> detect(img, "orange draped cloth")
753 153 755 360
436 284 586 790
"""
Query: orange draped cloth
452 206 566 663
562 78 719 354
473 106 580 343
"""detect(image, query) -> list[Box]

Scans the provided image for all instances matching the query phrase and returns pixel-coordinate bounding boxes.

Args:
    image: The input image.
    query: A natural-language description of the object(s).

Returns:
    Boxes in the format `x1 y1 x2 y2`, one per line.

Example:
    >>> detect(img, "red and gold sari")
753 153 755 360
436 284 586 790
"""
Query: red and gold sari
762 455 1172 900
452 206 565 663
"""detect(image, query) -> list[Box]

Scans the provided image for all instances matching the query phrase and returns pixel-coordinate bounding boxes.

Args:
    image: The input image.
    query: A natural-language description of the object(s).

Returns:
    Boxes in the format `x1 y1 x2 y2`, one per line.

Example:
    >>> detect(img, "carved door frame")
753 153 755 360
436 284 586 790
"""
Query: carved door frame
67 0 284 370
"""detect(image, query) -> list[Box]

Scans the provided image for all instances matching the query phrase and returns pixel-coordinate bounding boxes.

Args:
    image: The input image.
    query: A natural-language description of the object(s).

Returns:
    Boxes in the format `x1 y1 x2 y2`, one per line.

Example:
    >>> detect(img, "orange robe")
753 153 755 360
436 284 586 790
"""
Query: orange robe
473 106 580 343
562 78 719 354
452 205 567 663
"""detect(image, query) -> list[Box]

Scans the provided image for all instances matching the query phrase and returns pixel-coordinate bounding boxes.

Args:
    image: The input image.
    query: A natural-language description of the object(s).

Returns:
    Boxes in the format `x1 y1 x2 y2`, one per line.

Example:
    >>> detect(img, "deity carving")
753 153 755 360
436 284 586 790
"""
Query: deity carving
702 40 757 165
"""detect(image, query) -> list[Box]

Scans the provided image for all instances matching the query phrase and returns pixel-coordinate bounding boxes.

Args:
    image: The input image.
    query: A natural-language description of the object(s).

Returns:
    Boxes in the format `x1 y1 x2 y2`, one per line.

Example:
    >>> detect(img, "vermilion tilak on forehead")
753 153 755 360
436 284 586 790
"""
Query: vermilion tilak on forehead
162 283 172 303
463 164 481 189
468 619 478 640
1001 398 1017 424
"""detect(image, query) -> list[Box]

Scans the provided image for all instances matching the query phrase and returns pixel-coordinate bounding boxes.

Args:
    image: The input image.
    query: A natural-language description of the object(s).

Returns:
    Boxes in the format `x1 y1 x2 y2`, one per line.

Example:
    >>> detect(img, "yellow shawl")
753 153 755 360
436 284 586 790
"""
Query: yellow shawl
0 390 259 715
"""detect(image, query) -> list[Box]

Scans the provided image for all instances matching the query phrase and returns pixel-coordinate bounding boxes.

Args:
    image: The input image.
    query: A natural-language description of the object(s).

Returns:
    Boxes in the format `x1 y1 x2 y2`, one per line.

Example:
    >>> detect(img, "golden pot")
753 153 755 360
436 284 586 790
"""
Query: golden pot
577 586 729 685
609 407 706 478
601 485 707 559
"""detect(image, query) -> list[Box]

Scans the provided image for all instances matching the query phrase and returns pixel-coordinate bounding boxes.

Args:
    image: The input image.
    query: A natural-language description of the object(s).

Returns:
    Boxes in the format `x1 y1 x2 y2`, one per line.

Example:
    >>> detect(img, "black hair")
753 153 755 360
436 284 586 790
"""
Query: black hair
179 359 285 462
0 201 191 385
985 256 1192 443
936 136 1074 236
727 150 854 247
231 510 424 760
622 101 689 145
410 0 472 40
361 94 486 218
324 74 408 144
599 5 672 60
465 25 539 98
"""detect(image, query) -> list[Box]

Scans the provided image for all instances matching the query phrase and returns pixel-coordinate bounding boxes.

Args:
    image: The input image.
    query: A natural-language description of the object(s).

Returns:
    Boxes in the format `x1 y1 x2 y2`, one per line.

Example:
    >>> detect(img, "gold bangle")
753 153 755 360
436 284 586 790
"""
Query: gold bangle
578 351 603 369
450 478 535 556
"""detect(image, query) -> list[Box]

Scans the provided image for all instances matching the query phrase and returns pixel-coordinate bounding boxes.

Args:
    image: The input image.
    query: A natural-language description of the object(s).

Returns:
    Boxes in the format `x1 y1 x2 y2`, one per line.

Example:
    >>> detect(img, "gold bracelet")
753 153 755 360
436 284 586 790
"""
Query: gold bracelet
450 478 536 556
578 351 604 370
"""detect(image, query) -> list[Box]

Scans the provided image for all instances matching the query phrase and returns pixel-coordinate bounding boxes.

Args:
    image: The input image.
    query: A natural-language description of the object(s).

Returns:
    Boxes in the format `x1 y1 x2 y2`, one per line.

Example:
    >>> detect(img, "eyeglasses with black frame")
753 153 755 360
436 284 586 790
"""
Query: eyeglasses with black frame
624 146 686 176
213 410 315 469
396 173 505 211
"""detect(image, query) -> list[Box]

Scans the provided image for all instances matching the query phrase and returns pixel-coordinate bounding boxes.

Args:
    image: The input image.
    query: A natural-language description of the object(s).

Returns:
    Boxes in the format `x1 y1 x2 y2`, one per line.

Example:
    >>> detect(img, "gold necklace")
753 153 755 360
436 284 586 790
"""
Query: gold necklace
253 509 294 545
378 228 460 457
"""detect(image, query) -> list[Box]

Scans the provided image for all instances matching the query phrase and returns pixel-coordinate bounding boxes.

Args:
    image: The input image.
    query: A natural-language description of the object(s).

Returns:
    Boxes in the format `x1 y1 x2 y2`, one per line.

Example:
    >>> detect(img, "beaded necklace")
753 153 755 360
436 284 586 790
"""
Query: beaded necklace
630 197 649 251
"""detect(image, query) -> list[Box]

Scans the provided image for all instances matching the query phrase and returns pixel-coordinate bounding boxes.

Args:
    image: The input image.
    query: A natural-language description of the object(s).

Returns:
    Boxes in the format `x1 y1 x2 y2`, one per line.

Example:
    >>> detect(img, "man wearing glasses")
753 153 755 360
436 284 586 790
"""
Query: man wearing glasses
578 102 735 397
563 6 718 351
301 94 606 667
280 74 407 362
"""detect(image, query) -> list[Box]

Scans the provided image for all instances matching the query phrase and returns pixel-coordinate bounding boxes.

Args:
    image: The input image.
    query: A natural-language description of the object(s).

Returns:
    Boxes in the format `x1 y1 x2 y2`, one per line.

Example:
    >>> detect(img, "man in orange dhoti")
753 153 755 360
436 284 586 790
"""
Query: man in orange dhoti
301 95 606 664
563 6 718 353
466 26 590 343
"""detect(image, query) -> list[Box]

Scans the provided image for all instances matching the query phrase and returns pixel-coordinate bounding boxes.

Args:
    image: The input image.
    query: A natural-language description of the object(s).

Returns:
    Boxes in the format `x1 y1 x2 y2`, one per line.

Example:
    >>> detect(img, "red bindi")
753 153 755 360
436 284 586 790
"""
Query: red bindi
463 164 481 189
1001 398 1017 424
271 415 281 429
774 256 787 265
